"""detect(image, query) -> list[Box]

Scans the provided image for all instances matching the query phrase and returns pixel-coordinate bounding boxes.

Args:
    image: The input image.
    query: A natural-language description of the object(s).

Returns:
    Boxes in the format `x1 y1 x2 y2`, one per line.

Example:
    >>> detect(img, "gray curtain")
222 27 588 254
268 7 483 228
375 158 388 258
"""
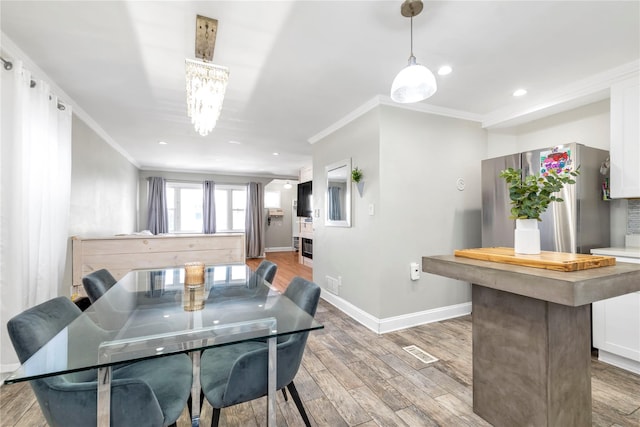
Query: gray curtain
203 180 216 234
328 186 341 220
245 182 264 258
146 177 168 235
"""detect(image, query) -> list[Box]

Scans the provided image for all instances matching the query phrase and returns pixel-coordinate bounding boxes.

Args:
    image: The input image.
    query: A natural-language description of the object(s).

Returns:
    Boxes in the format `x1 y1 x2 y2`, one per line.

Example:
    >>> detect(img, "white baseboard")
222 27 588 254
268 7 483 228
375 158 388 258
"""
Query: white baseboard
320 290 472 334
265 247 294 253
1 363 20 383
598 350 640 375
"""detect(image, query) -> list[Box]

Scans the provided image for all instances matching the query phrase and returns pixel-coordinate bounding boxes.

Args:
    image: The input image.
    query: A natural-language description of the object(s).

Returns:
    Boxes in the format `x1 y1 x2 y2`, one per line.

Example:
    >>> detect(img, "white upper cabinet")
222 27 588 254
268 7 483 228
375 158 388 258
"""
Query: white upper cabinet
610 76 640 198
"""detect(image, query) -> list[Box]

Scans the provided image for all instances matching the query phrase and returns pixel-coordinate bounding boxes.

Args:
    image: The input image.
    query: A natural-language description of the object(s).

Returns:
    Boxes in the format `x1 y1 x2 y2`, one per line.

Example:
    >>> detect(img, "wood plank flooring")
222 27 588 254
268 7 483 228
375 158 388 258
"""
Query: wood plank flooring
1 252 638 426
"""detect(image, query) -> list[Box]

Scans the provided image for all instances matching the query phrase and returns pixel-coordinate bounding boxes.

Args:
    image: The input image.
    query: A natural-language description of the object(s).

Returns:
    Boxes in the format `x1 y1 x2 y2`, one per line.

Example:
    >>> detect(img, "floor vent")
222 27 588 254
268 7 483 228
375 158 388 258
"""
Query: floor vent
403 345 439 364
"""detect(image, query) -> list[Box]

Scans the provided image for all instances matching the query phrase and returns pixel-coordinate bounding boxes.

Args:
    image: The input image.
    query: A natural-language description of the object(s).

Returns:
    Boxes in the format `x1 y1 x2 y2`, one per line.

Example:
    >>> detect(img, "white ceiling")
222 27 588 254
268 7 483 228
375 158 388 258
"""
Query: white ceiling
1 1 638 178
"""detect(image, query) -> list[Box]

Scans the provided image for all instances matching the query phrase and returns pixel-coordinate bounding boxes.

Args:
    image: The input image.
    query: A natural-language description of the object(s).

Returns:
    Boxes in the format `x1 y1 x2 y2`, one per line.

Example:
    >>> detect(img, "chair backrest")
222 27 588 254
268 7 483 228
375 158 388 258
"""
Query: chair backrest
7 297 181 427
255 260 278 284
8 296 82 364
7 297 94 425
284 276 320 317
222 277 320 406
82 268 117 303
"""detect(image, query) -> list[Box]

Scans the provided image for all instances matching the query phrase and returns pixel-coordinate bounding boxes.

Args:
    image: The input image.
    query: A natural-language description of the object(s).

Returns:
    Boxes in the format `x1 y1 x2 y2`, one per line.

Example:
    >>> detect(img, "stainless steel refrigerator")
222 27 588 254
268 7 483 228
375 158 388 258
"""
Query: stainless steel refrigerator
481 143 610 254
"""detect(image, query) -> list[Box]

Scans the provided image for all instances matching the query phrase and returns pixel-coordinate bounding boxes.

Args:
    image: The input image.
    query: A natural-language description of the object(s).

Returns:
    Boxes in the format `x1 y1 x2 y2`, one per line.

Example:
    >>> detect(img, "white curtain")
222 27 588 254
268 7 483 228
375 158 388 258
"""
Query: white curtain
0 60 72 371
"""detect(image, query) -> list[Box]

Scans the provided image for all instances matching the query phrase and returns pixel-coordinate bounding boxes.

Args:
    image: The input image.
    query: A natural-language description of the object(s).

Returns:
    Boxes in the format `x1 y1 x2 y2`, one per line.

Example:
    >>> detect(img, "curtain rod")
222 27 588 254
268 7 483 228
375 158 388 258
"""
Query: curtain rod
1 56 13 70
1 55 66 110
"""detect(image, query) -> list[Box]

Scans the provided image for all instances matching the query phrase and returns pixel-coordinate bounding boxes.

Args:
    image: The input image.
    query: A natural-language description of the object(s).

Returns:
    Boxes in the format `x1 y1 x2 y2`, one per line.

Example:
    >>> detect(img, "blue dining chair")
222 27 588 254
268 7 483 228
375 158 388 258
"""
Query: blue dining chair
82 268 117 303
200 276 320 427
255 260 278 284
7 296 193 427
246 260 277 289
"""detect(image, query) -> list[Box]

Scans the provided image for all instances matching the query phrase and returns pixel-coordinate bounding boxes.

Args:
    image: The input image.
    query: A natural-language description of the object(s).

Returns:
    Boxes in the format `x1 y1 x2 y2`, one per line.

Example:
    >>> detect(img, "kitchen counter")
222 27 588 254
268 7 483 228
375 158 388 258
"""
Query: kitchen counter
422 254 640 306
423 254 640 427
591 246 640 259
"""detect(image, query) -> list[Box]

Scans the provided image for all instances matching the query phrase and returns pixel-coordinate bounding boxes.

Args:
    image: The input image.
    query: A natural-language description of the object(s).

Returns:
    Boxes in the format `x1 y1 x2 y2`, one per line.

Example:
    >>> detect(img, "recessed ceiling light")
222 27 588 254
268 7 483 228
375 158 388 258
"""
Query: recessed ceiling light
438 65 452 76
228 140 241 144
158 141 168 145
272 152 280 156
513 89 527 97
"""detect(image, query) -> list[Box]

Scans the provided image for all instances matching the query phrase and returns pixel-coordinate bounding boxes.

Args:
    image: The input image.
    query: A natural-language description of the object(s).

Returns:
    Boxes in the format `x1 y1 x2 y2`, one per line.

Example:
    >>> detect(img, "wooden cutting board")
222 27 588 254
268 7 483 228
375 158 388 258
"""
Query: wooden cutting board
454 247 616 272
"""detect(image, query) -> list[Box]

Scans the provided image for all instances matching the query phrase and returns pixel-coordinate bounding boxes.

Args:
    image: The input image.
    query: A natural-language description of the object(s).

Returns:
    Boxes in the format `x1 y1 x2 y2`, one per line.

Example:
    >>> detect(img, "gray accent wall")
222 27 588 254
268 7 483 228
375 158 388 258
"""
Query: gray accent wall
63 115 139 295
312 105 487 319
264 180 297 250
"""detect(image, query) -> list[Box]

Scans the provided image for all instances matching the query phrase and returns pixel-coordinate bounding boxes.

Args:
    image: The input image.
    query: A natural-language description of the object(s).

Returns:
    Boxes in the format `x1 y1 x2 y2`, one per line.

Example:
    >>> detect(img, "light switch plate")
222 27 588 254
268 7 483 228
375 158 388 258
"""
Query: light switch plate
368 204 375 215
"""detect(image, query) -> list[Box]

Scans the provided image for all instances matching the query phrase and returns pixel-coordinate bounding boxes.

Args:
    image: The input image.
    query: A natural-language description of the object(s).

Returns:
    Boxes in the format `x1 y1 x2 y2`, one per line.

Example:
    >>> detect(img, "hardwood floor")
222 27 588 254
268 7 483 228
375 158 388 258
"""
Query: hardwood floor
246 250 312 292
1 252 638 426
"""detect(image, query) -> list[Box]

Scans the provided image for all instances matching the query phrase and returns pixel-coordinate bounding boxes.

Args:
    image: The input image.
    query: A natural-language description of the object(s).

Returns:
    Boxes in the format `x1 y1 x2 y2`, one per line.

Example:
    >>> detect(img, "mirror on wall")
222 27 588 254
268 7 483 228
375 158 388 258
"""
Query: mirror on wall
325 158 351 227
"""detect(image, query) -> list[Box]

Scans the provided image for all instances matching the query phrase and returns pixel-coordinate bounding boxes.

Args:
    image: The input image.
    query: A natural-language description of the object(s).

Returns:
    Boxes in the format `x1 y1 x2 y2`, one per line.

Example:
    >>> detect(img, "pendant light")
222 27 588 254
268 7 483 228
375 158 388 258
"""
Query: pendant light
390 0 437 103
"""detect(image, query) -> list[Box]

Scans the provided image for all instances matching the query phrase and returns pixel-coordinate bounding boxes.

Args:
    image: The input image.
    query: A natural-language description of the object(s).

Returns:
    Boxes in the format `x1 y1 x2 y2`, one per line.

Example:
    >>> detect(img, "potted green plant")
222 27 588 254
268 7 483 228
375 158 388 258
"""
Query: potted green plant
352 167 364 197
499 167 579 254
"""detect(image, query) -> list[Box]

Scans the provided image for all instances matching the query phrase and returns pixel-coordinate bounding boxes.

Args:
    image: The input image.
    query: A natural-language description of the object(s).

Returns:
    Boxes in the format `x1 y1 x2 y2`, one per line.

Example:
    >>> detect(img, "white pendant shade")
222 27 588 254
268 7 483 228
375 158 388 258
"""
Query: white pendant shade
390 56 437 103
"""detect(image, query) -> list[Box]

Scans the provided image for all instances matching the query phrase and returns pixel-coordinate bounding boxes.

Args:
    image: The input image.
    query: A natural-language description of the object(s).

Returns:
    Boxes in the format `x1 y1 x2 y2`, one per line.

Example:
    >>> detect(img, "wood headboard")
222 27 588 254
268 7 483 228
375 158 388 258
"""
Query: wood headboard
72 233 246 296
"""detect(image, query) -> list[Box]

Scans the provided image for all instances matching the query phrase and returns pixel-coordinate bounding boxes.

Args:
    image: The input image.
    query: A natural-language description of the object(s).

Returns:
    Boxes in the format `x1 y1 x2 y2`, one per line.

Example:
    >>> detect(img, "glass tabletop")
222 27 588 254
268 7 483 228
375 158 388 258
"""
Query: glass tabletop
4 264 323 384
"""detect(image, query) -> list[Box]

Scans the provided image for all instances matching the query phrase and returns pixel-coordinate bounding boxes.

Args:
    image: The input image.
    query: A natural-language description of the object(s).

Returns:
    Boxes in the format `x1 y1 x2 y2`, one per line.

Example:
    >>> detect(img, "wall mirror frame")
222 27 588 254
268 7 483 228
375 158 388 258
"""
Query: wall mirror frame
325 158 352 227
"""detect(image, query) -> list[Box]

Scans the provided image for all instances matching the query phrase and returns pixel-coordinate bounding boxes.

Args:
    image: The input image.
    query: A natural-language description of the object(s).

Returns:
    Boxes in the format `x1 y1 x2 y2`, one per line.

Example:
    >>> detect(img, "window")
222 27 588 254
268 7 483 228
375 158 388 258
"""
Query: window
165 181 247 233
166 182 203 233
215 185 247 232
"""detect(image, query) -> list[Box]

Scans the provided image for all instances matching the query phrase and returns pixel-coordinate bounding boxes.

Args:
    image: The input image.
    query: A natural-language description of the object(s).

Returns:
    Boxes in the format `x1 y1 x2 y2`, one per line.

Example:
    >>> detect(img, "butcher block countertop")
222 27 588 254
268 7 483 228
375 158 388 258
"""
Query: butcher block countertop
422 253 640 307
454 247 616 272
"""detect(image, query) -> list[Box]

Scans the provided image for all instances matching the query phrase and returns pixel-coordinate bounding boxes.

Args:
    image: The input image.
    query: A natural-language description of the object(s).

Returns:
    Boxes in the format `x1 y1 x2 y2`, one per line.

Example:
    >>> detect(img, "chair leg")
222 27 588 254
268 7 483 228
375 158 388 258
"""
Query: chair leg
287 381 311 427
211 407 221 427
281 388 288 401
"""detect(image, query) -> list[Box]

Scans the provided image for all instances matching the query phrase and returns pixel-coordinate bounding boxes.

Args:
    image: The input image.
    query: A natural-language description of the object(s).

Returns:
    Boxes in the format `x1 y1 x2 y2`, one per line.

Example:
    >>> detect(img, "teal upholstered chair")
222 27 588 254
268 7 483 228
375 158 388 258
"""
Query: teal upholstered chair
255 260 278 284
7 296 193 427
200 277 320 427
82 269 117 303
245 260 277 290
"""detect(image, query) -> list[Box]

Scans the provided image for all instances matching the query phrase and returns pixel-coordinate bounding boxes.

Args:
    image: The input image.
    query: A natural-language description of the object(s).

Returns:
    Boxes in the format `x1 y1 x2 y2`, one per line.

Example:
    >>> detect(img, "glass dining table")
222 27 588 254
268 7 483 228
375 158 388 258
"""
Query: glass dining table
4 264 324 427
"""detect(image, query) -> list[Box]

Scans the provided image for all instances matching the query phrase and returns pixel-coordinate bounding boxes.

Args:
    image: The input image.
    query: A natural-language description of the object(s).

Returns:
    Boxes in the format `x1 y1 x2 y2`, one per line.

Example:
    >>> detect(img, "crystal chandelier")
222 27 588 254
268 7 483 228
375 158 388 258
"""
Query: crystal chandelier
185 58 229 137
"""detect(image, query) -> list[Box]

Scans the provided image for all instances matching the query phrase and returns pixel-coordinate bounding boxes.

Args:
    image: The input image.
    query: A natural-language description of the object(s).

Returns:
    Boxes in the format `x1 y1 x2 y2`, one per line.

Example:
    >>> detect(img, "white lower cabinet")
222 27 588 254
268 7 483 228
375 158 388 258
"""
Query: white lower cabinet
591 250 640 374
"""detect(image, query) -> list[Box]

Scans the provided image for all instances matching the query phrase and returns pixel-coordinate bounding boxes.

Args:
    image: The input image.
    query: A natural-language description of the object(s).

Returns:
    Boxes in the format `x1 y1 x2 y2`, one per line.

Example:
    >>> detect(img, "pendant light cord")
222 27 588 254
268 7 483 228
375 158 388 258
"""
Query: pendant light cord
410 15 414 57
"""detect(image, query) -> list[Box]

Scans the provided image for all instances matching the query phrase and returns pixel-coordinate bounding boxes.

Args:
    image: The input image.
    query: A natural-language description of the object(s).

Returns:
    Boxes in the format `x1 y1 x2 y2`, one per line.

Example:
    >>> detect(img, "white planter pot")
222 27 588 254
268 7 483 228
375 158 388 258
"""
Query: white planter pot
514 218 541 255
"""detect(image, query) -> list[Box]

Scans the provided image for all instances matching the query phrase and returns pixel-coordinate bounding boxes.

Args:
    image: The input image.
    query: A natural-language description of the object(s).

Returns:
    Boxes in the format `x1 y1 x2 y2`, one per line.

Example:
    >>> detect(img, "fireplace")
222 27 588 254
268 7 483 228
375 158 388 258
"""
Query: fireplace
302 238 313 260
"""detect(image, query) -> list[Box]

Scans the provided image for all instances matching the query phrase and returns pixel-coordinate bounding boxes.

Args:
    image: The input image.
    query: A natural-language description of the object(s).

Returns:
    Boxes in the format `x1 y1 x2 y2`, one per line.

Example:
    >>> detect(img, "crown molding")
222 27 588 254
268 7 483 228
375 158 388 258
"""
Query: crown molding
309 60 640 143
308 96 381 144
308 95 482 144
377 96 484 123
1 33 140 168
482 59 640 129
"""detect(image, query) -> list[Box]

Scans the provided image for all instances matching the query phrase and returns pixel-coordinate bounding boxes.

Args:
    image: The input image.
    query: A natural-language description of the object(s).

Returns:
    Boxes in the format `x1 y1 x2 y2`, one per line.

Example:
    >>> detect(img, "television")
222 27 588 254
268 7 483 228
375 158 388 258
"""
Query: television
296 181 313 217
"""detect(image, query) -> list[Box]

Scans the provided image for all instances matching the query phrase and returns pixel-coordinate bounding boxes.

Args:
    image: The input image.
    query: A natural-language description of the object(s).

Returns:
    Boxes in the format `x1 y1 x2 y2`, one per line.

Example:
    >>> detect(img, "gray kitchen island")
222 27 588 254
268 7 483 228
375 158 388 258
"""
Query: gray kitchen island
422 254 640 427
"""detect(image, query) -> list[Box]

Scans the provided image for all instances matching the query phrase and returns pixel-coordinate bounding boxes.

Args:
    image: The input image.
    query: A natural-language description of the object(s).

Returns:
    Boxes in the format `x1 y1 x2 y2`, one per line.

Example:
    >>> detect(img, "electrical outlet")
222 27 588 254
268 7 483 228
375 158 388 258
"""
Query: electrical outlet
410 262 420 280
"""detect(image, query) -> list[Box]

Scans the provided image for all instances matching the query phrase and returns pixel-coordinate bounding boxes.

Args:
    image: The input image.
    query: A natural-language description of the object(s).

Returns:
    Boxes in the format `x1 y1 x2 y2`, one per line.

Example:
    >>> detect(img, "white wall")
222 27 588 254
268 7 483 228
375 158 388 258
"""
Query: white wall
312 105 487 324
487 99 628 247
63 115 139 295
